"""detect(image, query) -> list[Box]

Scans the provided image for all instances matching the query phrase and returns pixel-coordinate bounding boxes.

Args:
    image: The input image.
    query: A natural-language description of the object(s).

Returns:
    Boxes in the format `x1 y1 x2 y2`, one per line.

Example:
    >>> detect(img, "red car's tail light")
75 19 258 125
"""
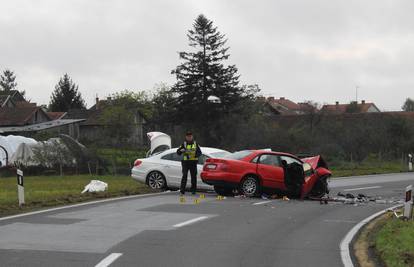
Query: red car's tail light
134 160 142 167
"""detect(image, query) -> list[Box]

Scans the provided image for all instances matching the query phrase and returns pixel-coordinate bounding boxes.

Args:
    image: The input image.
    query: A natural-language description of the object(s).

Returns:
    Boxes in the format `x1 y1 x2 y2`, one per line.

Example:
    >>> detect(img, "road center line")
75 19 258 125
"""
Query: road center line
173 216 208 228
343 186 381 192
95 253 123 267
252 200 272 206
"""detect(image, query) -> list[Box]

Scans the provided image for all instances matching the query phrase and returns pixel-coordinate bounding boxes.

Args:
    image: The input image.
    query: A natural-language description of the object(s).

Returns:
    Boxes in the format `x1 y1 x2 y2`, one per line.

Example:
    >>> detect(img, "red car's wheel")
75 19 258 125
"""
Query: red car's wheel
240 175 260 197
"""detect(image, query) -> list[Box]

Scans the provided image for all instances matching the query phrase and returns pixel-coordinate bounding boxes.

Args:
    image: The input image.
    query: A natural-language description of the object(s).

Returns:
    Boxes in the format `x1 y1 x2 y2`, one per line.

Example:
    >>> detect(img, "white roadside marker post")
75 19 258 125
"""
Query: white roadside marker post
409 154 413 172
403 185 412 219
16 169 25 206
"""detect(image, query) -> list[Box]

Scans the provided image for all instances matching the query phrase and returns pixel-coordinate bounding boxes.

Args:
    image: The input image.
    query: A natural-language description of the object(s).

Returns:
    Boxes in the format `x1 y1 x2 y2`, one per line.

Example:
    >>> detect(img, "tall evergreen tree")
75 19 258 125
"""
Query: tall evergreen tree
49 74 86 111
172 15 251 142
402 98 414 112
0 69 17 92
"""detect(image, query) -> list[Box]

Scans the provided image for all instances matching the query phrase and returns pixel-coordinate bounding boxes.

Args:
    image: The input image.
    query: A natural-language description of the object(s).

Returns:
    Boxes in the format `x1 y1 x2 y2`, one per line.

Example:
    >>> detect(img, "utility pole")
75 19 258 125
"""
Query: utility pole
355 85 359 102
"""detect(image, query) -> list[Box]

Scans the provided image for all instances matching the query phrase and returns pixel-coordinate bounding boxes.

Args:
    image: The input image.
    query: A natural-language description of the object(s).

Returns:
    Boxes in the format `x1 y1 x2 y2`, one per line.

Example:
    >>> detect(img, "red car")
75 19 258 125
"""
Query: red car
201 150 332 198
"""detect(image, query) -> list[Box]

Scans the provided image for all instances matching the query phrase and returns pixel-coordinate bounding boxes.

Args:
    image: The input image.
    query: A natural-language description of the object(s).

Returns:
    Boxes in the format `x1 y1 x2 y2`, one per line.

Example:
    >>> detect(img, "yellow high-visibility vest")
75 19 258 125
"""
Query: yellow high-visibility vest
183 141 198 161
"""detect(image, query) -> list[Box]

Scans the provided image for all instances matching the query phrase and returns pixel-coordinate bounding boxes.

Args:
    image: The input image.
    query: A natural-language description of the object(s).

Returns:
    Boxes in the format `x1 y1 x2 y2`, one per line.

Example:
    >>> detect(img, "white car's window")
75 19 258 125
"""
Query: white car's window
225 150 252 160
161 152 181 161
210 151 230 158
198 154 209 165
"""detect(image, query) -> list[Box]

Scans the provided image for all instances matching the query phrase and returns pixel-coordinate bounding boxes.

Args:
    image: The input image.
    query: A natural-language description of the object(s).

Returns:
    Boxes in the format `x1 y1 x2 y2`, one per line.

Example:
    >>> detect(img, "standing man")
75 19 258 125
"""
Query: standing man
177 131 202 195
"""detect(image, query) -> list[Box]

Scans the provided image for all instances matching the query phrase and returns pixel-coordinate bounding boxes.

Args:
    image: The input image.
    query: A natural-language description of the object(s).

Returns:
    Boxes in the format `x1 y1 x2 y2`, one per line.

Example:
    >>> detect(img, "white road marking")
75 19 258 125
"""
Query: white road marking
252 200 272 206
339 204 402 267
343 186 381 192
324 219 357 224
173 216 208 228
95 253 123 267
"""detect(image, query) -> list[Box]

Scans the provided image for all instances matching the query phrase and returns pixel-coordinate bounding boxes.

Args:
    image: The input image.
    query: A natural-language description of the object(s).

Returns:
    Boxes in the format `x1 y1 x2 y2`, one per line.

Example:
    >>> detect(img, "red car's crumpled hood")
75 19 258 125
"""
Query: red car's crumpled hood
301 155 328 169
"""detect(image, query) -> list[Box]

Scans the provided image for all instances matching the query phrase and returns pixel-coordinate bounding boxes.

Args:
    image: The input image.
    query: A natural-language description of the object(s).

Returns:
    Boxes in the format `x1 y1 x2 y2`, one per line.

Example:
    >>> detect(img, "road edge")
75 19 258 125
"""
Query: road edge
339 204 403 267
0 190 172 222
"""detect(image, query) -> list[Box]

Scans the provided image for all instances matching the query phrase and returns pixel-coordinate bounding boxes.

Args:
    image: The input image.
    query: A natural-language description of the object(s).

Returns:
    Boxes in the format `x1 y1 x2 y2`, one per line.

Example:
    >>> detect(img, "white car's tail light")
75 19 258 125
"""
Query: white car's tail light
134 160 142 167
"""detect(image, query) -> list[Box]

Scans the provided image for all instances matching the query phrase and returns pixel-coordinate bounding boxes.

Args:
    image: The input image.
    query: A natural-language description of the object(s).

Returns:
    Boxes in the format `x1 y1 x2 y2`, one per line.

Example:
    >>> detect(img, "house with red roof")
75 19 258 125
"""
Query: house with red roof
0 90 83 138
320 100 380 114
263 97 318 115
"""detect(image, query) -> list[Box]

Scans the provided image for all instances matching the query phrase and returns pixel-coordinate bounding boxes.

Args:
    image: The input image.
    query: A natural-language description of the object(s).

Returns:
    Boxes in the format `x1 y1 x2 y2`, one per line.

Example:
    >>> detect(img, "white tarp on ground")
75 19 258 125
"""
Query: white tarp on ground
0 135 37 166
81 180 108 193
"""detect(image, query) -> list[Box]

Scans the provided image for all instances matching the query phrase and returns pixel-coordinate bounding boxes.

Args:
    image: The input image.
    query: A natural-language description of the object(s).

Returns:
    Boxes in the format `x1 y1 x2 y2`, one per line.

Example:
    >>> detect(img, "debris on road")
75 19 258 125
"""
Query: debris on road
310 191 404 206
216 195 225 201
261 193 269 200
81 180 108 194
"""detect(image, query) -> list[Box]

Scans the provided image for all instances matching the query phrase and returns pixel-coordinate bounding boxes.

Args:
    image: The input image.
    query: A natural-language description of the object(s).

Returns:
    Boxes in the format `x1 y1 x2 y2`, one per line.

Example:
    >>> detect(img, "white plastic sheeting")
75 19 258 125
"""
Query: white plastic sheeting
9 142 38 166
81 180 108 194
0 135 37 166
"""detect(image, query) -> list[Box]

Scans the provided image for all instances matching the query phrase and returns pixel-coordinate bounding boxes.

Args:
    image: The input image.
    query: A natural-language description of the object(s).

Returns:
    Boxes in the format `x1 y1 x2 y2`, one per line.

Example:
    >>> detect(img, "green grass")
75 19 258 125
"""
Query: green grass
330 160 404 178
96 148 146 166
0 175 156 217
375 217 414 267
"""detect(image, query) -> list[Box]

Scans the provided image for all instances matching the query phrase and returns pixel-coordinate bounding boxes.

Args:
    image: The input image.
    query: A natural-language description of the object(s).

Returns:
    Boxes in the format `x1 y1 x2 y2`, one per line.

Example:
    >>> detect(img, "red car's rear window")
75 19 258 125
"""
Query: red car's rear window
224 150 252 160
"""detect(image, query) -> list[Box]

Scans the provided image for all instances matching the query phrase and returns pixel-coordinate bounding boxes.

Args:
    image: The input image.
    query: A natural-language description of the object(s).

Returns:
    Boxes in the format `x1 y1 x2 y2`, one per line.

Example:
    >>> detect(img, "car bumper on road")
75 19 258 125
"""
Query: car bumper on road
201 171 239 187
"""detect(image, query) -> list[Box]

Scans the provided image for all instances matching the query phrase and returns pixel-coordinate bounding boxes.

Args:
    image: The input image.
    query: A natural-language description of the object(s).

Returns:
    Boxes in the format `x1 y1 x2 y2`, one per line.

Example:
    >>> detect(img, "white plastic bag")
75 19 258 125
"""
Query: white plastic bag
81 180 108 194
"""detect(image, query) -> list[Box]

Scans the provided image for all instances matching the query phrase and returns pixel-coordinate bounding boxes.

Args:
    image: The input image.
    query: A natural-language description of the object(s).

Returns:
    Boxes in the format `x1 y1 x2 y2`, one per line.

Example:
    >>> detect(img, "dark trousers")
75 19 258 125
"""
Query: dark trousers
180 161 197 194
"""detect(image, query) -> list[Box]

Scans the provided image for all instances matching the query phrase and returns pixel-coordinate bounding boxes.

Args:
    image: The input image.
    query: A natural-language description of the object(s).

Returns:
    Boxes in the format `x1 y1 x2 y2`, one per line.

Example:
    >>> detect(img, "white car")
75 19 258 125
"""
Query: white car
131 132 230 190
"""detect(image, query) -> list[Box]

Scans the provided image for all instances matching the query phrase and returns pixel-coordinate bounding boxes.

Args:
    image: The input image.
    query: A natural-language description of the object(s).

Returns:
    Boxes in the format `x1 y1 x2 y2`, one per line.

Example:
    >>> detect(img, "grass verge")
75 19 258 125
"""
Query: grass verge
353 213 390 267
375 215 414 267
0 175 156 217
331 160 405 178
354 211 414 267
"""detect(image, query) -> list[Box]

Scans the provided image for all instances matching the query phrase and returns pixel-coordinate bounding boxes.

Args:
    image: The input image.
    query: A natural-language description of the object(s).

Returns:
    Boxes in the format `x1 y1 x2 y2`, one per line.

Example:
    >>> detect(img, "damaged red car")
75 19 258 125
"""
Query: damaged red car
201 150 331 198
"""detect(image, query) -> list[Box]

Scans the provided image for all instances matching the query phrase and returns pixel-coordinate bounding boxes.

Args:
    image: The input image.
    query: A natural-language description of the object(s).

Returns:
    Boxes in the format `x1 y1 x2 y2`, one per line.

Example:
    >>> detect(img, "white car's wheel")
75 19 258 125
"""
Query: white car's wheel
147 171 167 190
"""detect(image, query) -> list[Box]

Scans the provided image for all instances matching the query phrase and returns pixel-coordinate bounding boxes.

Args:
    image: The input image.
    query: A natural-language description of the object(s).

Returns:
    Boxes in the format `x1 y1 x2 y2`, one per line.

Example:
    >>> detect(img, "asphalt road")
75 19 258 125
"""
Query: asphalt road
0 173 413 267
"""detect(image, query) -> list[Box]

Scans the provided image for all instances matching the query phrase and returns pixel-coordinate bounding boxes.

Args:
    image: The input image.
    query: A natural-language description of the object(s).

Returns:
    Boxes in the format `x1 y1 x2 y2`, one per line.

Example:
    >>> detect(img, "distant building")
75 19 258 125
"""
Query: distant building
297 102 318 114
0 106 50 126
0 90 26 108
64 97 147 145
261 97 318 115
320 100 381 114
0 90 83 138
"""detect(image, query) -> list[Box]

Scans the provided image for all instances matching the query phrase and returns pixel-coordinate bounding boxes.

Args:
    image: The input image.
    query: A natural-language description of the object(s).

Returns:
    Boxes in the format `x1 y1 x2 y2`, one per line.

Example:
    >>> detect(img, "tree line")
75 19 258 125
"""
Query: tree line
2 14 414 164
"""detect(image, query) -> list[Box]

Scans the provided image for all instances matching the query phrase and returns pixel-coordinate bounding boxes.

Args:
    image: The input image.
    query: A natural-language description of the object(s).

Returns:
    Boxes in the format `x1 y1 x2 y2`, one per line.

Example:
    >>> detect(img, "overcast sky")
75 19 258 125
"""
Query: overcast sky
1 0 413 110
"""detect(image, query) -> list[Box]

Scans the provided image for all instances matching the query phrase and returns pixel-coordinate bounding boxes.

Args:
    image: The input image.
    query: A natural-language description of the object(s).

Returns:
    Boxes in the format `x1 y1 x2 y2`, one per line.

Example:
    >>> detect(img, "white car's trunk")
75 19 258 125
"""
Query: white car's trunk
146 132 171 157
